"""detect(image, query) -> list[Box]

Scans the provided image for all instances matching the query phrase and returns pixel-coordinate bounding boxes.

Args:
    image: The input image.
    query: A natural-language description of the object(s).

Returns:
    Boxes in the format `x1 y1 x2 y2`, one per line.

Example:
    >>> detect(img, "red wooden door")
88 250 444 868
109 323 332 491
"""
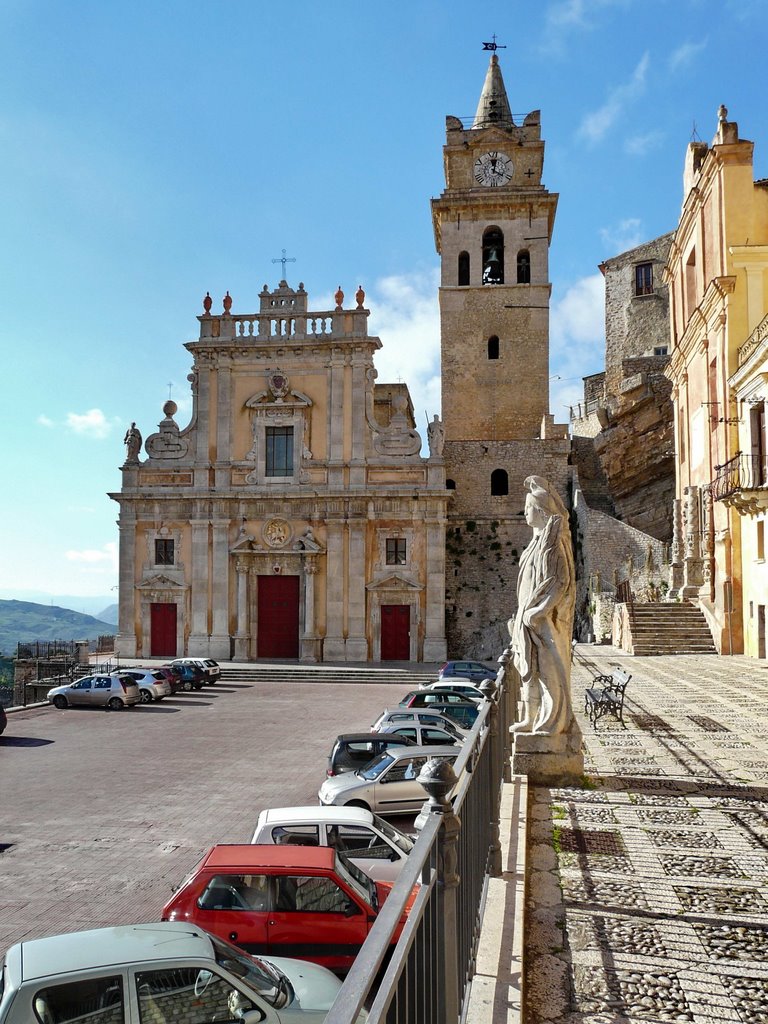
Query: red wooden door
381 605 410 661
150 603 177 657
258 576 300 658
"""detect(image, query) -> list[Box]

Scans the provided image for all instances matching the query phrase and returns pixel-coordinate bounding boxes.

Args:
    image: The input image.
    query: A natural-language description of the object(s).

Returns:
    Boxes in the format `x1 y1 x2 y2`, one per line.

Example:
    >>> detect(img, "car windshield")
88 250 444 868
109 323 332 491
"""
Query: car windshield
211 933 291 1009
335 851 376 908
373 814 414 854
358 752 395 780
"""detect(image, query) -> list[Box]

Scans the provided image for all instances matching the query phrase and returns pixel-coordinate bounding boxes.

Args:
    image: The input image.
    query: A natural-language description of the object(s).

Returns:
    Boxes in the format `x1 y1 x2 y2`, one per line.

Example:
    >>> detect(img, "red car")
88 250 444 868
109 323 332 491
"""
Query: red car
162 844 416 973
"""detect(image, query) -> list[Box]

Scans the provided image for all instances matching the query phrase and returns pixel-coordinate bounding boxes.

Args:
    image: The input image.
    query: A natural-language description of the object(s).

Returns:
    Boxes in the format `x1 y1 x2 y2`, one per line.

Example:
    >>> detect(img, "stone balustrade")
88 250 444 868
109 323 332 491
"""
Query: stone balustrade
198 307 370 343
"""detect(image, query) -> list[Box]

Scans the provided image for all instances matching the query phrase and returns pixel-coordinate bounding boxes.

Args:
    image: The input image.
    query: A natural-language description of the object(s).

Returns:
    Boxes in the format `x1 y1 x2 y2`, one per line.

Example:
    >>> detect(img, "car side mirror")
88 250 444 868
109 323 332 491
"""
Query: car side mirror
344 901 362 917
240 1010 266 1024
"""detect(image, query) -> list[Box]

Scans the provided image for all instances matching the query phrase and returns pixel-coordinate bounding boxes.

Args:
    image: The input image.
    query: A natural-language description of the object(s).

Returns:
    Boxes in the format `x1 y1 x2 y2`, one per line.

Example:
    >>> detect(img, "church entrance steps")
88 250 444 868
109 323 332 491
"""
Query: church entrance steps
624 601 717 656
219 664 439 688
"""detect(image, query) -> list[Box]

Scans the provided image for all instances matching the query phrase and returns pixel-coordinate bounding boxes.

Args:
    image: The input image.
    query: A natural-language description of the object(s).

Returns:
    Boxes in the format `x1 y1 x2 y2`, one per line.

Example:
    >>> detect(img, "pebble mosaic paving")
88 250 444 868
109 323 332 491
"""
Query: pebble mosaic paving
524 648 768 1024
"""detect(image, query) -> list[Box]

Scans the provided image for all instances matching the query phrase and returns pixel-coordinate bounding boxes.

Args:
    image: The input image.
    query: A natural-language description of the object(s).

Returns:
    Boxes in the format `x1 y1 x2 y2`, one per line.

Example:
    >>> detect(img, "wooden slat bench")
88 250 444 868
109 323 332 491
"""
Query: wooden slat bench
584 667 631 728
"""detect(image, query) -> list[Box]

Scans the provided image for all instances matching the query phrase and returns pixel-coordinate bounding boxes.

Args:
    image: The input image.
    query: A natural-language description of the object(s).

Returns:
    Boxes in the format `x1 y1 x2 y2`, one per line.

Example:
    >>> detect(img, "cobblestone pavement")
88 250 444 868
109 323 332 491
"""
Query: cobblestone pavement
0 675 413 954
525 645 768 1024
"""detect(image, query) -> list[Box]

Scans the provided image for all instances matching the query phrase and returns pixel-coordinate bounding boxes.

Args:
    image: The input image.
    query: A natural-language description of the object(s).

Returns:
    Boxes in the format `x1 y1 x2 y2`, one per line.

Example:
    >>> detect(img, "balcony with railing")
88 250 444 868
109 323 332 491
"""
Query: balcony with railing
712 451 768 514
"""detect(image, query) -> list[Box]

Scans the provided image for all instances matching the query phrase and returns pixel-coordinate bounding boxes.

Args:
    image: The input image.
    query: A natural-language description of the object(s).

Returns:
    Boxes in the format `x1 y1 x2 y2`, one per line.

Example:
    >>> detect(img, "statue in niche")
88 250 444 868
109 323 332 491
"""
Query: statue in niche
123 422 142 463
427 414 445 457
510 475 576 736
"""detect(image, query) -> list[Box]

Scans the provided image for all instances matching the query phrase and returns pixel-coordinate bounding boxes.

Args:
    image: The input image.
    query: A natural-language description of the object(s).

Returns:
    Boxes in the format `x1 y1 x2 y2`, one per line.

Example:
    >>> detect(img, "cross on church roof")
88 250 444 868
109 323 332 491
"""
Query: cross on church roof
271 248 296 278
482 34 506 51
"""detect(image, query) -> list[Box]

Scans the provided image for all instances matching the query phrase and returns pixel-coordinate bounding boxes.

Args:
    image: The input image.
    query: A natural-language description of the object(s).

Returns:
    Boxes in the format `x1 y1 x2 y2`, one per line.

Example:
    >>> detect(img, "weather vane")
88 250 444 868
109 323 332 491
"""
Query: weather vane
271 248 296 278
482 35 506 52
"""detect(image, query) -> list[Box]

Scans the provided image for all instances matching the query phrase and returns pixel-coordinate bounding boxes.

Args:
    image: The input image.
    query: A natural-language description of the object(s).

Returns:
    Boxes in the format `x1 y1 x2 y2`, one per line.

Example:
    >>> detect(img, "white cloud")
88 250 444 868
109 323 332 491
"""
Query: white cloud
65 408 119 439
549 274 605 416
599 218 644 254
37 414 54 428
579 52 650 145
65 542 118 570
668 39 707 73
541 0 629 53
624 130 665 156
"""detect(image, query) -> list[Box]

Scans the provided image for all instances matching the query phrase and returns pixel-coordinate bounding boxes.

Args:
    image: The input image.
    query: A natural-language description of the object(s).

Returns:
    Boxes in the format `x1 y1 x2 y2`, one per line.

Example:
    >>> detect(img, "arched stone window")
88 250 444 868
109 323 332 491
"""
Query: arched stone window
482 227 504 285
491 469 508 496
458 251 470 286
487 335 499 359
446 479 456 490
517 249 531 284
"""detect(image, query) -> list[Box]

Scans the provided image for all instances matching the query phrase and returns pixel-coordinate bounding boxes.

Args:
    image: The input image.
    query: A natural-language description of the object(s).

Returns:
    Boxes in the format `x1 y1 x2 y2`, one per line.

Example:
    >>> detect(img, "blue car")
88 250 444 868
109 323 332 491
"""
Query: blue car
438 660 498 683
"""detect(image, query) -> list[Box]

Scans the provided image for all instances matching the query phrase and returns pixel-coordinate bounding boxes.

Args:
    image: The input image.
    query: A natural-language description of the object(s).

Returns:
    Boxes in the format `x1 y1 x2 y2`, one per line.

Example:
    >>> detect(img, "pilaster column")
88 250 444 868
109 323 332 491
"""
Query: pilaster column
682 485 704 597
423 517 448 662
209 519 231 659
189 520 210 654
346 520 368 661
194 363 212 487
668 498 684 599
349 356 367 487
328 352 345 487
323 520 346 660
215 363 232 488
300 560 321 663
116 513 137 658
233 560 249 661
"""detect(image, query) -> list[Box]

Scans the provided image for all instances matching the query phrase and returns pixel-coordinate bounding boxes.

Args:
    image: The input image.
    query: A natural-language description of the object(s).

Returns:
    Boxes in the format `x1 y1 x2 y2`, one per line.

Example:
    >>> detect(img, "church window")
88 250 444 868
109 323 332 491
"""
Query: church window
482 227 504 285
386 538 407 565
155 539 174 565
487 335 499 359
635 262 654 296
458 251 470 286
654 346 668 356
516 250 531 284
446 479 456 490
491 469 508 496
265 426 294 477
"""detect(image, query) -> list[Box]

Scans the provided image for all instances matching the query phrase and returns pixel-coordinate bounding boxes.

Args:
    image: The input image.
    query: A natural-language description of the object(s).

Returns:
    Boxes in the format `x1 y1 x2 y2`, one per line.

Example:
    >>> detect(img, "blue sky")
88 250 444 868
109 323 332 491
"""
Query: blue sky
2 0 766 610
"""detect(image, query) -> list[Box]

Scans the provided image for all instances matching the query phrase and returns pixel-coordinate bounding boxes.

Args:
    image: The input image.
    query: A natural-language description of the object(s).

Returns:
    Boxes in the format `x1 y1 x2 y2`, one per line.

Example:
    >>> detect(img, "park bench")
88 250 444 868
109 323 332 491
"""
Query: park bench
584 667 631 728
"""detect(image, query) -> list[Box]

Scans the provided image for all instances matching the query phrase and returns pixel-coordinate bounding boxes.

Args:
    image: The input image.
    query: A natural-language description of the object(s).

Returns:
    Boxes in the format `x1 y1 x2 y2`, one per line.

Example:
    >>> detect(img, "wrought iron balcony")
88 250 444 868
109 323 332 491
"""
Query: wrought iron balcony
712 451 768 514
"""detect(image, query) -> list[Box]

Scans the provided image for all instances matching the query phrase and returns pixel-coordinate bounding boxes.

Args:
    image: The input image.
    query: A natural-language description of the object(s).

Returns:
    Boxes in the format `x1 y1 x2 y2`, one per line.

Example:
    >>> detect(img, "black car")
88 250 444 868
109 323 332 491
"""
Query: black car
0 704 7 736
326 732 416 778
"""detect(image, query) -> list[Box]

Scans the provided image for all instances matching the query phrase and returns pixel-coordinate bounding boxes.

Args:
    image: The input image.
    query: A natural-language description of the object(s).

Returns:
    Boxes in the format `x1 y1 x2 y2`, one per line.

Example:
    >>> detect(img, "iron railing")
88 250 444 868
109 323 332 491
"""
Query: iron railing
712 452 766 500
326 678 510 1024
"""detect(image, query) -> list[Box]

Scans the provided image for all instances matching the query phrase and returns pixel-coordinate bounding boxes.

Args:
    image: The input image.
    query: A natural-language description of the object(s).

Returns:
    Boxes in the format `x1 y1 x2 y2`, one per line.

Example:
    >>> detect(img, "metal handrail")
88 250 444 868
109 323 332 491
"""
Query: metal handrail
326 683 507 1023
712 451 766 500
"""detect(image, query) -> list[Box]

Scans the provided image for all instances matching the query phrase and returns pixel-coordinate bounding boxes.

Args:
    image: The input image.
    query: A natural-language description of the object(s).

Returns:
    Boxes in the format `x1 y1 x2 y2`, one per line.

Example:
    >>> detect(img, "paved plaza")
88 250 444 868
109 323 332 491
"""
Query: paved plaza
526 646 768 1024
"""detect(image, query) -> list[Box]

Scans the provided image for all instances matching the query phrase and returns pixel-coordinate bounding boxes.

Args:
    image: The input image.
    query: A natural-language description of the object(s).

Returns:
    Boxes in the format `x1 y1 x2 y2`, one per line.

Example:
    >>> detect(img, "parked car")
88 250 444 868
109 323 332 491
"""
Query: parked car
0 921 355 1023
318 744 460 816
375 722 463 747
165 661 206 691
170 657 221 684
390 698 481 730
413 702 479 729
46 673 140 711
162 845 416 974
438 659 497 683
153 665 184 693
416 680 484 701
251 805 414 882
370 708 469 739
0 705 7 736
122 668 173 703
326 732 416 778
398 689 479 708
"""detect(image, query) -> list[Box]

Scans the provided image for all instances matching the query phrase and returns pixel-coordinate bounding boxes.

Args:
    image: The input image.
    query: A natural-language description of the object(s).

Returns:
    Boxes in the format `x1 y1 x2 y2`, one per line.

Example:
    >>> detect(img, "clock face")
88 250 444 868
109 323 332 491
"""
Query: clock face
474 151 513 187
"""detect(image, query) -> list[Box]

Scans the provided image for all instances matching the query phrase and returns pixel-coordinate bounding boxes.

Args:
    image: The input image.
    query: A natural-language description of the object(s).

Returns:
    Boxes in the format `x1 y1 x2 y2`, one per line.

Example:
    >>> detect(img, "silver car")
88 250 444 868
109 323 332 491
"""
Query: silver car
318 744 459 817
370 709 470 738
123 668 173 703
376 722 464 747
47 672 141 711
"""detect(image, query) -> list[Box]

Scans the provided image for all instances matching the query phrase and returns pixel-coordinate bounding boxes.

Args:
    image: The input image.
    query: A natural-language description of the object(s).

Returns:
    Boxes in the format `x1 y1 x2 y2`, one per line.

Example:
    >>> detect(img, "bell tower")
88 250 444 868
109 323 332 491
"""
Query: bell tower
433 55 569 658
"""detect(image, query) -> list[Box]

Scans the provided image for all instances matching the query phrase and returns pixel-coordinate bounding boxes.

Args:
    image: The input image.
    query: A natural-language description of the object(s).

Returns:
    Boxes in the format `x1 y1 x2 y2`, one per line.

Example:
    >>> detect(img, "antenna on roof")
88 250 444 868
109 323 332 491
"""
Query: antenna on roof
690 121 702 143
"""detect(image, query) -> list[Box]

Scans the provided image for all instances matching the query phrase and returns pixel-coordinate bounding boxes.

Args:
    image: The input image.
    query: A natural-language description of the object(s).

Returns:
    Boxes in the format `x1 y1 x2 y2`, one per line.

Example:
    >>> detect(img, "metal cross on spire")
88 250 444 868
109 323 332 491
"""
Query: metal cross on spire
271 248 296 278
482 34 506 51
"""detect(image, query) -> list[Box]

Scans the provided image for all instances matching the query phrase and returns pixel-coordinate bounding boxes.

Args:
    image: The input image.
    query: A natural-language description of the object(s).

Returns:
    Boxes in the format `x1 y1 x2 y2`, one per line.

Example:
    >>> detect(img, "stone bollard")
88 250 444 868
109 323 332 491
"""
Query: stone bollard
415 757 461 1024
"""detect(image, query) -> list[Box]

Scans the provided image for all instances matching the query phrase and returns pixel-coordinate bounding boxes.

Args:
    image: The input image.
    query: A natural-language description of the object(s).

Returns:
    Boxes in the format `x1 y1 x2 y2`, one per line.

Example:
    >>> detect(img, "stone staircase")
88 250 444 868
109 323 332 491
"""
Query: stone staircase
625 601 717 656
572 436 617 518
219 663 439 687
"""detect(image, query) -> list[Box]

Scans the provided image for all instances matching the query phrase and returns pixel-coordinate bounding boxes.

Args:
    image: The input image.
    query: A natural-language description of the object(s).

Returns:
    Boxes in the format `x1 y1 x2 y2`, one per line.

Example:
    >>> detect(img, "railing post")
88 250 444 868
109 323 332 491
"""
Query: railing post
496 646 516 782
480 678 503 877
415 759 461 1024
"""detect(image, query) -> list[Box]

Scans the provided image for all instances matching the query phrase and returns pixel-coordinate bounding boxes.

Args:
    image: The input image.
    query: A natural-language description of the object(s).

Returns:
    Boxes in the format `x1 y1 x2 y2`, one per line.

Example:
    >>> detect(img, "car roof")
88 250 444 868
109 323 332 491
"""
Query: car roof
203 844 338 870
336 732 416 744
259 806 376 826
384 744 459 758
10 923 215 983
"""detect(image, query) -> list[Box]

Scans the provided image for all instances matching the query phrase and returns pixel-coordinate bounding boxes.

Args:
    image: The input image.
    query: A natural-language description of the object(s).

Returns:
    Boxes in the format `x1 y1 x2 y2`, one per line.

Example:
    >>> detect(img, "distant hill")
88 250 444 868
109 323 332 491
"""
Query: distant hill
97 603 118 625
0 600 116 657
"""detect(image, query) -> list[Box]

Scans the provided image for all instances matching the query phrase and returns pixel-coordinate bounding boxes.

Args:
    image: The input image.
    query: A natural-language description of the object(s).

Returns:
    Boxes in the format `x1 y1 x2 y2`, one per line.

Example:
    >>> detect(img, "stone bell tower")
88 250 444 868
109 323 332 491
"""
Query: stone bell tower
432 54 569 657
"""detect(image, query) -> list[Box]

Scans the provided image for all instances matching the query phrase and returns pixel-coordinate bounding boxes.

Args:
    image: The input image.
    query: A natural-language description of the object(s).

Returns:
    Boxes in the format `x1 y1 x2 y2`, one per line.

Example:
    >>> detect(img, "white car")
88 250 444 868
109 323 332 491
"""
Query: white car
376 721 464 748
122 669 173 703
370 709 470 738
0 921 358 1023
416 680 485 701
251 805 414 882
318 744 460 817
170 657 221 684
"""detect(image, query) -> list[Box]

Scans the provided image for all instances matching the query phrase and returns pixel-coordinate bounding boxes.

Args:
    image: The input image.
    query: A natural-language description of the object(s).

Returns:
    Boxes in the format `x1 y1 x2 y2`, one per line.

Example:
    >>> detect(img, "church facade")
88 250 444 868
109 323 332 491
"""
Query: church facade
111 282 448 664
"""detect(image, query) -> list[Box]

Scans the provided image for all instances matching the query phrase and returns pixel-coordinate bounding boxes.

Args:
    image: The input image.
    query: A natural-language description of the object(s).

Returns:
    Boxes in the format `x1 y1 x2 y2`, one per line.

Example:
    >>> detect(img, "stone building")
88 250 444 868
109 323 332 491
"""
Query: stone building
432 55 570 657
111 282 448 664
666 107 768 656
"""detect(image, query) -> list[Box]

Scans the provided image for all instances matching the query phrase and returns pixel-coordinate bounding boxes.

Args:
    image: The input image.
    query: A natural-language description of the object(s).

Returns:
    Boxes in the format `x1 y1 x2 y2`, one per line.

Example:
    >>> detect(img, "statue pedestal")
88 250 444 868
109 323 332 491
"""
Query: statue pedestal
511 722 584 785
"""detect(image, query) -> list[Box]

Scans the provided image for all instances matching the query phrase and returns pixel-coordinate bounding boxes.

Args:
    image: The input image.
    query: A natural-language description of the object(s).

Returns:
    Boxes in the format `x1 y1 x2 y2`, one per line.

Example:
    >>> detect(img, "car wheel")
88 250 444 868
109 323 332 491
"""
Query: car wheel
107 697 124 710
52 695 68 710
194 682 204 690
139 689 153 704
182 679 192 692
346 800 371 812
